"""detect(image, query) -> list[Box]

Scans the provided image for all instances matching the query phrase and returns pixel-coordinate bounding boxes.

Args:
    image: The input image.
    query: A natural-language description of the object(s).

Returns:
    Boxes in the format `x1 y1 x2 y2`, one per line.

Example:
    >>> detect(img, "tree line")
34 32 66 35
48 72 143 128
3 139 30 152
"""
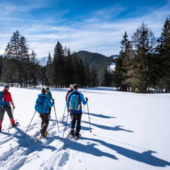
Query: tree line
102 15 170 93
0 31 99 88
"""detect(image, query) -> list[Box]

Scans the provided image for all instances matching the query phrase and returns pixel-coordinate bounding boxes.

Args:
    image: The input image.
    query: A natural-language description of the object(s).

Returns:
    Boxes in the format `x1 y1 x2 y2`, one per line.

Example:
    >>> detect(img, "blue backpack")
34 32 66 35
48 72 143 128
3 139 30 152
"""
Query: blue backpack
69 92 81 111
0 91 8 107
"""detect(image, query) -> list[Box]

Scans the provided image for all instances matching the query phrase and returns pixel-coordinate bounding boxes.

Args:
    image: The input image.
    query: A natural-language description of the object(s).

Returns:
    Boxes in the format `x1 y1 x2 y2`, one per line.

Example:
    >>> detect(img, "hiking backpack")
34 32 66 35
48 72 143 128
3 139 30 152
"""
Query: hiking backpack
69 92 81 111
0 91 8 107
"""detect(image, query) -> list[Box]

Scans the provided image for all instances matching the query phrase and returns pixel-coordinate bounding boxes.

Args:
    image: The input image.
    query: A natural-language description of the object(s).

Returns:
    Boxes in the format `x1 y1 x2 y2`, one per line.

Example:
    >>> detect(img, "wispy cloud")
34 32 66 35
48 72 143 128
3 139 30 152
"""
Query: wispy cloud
0 1 169 58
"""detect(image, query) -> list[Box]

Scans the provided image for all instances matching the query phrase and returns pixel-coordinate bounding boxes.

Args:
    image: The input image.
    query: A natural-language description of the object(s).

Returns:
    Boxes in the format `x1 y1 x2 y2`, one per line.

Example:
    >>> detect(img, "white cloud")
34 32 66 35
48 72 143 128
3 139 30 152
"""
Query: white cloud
0 2 170 58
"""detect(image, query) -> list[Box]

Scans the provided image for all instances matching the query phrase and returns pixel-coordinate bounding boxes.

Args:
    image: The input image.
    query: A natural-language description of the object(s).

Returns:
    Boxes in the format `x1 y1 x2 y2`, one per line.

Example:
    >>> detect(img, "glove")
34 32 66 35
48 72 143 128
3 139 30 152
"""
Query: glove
52 101 55 104
85 97 88 101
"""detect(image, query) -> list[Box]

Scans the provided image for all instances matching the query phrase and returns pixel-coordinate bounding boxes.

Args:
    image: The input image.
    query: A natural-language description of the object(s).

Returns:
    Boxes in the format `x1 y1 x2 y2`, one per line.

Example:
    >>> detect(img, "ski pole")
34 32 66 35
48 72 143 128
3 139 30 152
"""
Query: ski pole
23 110 36 138
62 111 69 139
62 104 66 122
53 105 60 133
87 102 92 133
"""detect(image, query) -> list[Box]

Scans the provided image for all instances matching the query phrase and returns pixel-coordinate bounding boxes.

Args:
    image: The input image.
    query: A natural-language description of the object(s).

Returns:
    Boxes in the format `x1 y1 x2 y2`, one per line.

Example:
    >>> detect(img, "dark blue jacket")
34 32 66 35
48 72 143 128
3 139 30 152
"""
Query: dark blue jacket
35 94 54 114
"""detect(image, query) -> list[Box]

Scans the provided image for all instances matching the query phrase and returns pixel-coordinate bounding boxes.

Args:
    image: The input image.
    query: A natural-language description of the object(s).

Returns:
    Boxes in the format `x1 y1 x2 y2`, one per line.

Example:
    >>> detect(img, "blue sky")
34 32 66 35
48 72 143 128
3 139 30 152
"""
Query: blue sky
0 0 170 58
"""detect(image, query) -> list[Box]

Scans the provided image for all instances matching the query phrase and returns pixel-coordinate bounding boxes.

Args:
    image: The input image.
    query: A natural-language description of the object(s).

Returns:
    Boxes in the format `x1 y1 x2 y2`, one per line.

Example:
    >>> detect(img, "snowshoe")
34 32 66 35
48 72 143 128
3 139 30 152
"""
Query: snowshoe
40 129 46 138
74 134 81 140
67 130 75 139
35 130 49 143
12 122 19 128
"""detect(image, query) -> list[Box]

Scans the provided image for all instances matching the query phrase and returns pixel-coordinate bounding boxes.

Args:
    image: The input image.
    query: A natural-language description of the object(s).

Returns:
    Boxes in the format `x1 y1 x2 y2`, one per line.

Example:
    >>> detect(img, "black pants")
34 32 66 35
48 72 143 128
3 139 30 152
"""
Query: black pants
40 113 49 132
49 107 51 115
70 113 82 135
0 105 13 121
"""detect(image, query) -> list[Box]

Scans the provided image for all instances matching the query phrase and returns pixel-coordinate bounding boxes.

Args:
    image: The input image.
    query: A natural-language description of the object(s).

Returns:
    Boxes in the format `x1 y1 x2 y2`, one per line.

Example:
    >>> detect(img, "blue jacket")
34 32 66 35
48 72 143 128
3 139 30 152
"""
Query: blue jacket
67 90 87 113
35 94 54 114
46 90 54 101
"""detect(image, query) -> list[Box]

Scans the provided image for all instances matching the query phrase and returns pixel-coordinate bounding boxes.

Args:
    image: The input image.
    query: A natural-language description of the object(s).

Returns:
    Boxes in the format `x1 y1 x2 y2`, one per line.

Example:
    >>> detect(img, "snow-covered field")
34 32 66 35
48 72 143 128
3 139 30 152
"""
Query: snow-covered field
0 87 170 170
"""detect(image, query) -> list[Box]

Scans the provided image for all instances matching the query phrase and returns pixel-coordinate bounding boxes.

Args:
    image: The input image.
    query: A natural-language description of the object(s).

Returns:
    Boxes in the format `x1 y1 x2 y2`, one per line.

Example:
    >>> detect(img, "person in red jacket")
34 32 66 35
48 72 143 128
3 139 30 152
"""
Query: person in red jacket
65 84 73 101
0 86 16 132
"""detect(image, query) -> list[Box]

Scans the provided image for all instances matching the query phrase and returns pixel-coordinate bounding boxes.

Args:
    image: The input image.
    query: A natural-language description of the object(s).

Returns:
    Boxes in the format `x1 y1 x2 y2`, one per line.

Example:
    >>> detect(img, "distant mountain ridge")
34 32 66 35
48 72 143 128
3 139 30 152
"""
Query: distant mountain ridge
37 51 118 79
38 57 48 66
76 51 114 79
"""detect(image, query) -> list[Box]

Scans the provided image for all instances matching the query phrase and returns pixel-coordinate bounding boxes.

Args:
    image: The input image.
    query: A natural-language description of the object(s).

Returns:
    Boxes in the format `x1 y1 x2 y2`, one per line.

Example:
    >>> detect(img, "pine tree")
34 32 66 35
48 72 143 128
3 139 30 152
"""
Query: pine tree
46 52 53 86
113 32 133 91
84 58 91 87
131 23 156 93
101 67 112 87
112 57 123 89
76 57 86 87
29 51 39 87
1 31 31 87
159 16 170 92
90 65 99 87
52 41 66 87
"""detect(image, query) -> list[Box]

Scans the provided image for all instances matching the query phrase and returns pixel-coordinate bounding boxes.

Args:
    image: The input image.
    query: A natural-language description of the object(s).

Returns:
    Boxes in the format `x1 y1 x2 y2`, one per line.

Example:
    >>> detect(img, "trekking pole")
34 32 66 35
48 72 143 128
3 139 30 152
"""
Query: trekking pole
62 111 69 139
62 104 66 122
23 110 36 138
53 105 60 133
87 102 92 133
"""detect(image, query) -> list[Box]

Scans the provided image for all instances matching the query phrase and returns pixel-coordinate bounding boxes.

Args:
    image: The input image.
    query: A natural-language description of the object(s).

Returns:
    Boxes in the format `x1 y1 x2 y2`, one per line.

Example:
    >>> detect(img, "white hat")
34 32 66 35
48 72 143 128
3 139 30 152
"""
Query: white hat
70 84 73 89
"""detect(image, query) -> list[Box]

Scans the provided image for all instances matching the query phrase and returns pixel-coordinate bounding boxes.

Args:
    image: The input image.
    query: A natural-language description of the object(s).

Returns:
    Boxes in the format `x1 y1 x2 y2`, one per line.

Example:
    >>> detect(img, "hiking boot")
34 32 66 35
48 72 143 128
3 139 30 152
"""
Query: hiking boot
40 129 45 138
12 124 17 127
12 122 19 128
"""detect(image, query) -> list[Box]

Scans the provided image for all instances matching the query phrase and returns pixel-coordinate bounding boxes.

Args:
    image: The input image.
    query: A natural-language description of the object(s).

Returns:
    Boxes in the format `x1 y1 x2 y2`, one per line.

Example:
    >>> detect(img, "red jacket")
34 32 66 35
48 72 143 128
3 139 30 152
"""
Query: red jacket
3 89 13 102
65 89 73 101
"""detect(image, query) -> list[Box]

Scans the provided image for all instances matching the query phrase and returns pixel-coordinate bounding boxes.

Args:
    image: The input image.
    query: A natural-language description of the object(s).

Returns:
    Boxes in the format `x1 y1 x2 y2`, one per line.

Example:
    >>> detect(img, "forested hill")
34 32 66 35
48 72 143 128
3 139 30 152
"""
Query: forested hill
76 51 113 79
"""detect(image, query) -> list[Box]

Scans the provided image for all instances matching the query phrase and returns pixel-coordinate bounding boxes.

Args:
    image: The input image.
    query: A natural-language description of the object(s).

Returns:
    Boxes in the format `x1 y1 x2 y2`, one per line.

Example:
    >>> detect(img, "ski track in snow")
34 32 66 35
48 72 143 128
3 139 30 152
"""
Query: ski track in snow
0 115 72 170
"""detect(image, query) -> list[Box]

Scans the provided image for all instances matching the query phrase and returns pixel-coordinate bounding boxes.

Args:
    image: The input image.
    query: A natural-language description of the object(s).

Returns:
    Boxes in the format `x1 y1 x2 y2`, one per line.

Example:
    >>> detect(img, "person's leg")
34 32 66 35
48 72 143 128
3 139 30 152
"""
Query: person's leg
42 113 49 132
39 114 44 129
75 113 82 136
49 107 51 115
70 113 76 135
0 107 5 130
6 105 15 125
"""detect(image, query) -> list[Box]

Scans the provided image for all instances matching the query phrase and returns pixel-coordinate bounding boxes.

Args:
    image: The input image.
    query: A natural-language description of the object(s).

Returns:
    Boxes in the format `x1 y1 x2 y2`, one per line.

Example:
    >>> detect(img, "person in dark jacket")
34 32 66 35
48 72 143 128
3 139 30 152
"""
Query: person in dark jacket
67 84 88 139
35 88 54 137
0 85 16 132
46 87 54 115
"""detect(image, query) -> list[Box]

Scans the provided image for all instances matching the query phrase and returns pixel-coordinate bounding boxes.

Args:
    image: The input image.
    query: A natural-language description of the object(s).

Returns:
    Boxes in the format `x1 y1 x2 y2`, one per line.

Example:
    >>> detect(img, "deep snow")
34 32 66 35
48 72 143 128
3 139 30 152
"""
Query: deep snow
0 87 170 170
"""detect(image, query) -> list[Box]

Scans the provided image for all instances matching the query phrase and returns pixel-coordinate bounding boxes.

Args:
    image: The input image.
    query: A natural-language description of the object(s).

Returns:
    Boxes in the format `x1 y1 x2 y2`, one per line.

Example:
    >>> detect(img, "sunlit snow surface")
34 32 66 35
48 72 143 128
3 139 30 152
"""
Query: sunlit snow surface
0 87 170 170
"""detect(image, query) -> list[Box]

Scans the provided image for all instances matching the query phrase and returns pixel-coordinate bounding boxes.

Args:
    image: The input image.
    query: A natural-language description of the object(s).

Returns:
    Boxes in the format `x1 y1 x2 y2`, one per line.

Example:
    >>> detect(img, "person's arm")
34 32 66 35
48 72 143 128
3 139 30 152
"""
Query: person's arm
80 93 88 105
66 93 71 111
9 93 15 109
46 98 54 108
49 91 54 101
10 101 15 109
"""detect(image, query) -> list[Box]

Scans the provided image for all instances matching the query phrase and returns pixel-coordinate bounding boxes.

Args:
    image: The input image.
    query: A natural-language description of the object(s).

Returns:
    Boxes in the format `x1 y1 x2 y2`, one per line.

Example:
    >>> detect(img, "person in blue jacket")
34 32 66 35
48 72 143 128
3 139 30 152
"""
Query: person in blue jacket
46 87 54 115
35 88 54 137
67 84 88 138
